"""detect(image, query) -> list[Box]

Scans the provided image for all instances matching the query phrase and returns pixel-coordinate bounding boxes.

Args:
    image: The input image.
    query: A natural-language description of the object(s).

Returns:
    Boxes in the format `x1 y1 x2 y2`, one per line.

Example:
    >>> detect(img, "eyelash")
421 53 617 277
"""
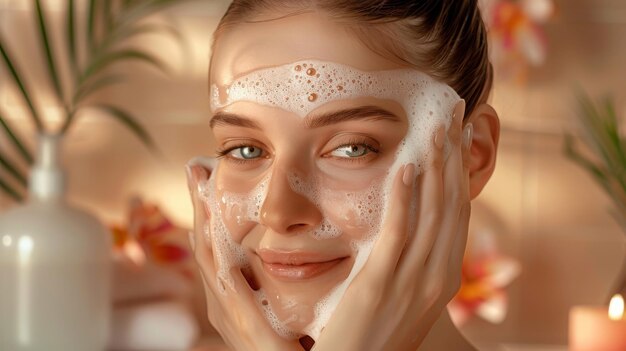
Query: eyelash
215 142 263 165
328 138 380 164
215 138 380 165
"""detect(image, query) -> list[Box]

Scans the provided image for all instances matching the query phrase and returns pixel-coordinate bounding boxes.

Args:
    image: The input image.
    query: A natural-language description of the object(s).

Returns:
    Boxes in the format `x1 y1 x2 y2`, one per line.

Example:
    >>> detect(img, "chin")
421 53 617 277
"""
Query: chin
246 251 354 334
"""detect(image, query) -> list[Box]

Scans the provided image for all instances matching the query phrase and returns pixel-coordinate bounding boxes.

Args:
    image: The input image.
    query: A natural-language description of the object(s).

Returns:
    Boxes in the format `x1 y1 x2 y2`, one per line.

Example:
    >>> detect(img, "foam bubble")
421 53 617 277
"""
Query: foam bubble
219 174 270 224
286 172 344 240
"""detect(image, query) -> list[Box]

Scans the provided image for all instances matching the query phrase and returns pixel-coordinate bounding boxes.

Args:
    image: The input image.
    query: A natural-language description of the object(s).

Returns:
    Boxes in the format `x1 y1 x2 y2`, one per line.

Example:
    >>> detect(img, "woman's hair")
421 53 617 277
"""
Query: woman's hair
212 0 493 117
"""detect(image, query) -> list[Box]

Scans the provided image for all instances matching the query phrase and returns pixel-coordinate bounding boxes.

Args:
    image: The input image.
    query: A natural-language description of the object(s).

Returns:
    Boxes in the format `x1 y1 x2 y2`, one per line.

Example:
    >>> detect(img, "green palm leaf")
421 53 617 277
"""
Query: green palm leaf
0 39 44 132
566 94 626 241
602 97 626 171
117 0 188 26
576 94 626 194
0 176 23 202
81 49 170 83
34 0 65 108
73 74 125 104
0 0 195 204
0 110 33 165
105 22 184 50
87 0 99 51
66 0 78 77
564 134 611 194
103 0 115 35
0 151 27 187
93 104 158 154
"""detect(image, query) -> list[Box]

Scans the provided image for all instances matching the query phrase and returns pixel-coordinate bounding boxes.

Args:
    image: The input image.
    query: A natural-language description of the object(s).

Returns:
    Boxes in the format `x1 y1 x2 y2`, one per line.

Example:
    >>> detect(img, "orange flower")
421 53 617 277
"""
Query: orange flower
449 229 521 326
110 198 190 271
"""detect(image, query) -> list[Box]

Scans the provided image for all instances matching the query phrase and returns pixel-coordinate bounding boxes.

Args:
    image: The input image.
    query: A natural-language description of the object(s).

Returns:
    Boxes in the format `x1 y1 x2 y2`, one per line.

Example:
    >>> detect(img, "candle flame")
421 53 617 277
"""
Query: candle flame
608 294 624 321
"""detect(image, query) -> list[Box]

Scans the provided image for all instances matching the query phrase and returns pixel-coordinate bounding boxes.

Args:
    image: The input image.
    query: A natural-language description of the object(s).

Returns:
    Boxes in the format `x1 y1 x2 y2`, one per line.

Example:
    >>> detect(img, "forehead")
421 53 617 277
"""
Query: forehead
210 59 447 118
210 11 406 87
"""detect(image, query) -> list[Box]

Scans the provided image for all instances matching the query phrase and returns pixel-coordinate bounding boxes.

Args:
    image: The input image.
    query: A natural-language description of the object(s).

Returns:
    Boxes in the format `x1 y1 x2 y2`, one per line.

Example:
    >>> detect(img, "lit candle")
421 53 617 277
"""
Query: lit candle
569 294 626 351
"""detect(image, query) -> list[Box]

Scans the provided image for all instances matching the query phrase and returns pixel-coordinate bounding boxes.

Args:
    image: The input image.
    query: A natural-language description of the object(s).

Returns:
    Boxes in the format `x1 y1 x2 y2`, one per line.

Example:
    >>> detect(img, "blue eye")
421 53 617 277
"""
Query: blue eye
330 144 370 158
231 146 263 159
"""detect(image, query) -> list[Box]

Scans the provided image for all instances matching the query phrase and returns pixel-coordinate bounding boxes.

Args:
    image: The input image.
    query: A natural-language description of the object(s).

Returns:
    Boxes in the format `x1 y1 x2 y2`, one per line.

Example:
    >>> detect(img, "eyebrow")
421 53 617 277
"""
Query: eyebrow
210 106 400 130
210 112 262 130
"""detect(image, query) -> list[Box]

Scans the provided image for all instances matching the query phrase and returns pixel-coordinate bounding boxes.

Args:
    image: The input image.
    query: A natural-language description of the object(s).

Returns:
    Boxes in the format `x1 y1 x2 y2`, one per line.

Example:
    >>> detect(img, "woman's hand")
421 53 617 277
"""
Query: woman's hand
186 158 304 351
312 100 472 351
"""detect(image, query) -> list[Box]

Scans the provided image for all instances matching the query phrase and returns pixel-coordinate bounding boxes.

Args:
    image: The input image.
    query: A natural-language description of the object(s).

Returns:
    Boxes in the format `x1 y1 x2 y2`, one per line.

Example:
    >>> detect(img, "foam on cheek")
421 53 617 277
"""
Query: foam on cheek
200 170 306 339
197 176 245 294
283 172 386 339
326 185 384 240
198 173 270 294
286 173 342 240
206 60 460 340
219 175 270 225
286 173 385 241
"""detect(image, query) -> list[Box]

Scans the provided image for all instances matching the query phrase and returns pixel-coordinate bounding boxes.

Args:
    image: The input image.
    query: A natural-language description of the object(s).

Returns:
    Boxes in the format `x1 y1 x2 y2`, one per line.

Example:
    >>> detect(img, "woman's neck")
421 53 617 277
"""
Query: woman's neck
302 308 475 351
418 309 477 351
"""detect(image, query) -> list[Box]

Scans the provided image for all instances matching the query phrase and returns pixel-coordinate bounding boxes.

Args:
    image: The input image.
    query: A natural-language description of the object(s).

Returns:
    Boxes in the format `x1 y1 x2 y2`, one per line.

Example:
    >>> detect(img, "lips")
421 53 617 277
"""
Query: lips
256 249 348 281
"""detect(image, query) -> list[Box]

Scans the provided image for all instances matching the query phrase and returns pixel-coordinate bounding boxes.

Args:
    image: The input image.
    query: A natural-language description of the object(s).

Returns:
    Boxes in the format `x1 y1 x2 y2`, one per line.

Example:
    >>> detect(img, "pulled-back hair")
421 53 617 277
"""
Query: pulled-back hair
212 0 493 117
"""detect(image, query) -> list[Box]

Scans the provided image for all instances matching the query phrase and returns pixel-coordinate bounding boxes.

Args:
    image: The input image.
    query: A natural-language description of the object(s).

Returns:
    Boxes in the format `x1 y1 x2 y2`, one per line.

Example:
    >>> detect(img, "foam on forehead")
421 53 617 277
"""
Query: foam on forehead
211 59 457 116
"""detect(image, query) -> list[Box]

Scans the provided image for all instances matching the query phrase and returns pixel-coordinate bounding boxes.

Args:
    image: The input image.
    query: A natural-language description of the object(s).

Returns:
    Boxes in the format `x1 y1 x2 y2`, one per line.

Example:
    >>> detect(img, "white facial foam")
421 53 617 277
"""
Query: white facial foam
197 60 460 341
253 289 300 339
197 175 249 295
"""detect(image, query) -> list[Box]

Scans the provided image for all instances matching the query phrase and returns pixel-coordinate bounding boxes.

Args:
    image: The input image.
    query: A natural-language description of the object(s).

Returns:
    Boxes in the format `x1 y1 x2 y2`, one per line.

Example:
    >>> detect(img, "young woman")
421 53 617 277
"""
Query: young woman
186 1 500 350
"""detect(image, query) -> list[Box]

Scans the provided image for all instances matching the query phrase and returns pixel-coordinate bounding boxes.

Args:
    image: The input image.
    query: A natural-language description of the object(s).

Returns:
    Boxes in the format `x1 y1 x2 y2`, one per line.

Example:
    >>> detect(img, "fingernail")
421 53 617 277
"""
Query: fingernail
402 163 416 186
463 123 474 150
188 231 196 251
456 99 466 124
459 99 466 114
217 276 228 295
188 156 217 173
434 125 446 149
186 165 207 198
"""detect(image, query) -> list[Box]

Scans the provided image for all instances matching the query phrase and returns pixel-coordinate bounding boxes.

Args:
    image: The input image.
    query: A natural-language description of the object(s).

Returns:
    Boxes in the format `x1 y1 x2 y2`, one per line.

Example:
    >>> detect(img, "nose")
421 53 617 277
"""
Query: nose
259 169 323 235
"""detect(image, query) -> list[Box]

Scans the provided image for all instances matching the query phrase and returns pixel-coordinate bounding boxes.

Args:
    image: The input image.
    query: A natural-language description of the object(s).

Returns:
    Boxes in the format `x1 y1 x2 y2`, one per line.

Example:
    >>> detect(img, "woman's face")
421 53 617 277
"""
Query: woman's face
207 11 455 336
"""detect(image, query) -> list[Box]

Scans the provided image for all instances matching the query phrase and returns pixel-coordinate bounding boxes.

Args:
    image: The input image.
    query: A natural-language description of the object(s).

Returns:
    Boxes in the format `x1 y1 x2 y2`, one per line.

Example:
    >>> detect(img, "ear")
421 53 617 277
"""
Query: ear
464 103 500 200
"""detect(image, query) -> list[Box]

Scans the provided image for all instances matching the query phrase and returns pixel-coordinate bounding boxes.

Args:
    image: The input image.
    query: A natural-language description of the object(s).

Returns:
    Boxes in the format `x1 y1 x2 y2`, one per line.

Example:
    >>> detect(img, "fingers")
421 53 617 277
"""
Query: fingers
190 228 217 286
186 157 215 218
462 122 474 172
400 103 456 273
446 122 473 290
186 158 302 350
425 100 467 270
185 157 215 232
361 163 416 285
447 203 471 295
446 121 473 292
186 157 217 288
227 267 301 347
397 100 466 283
409 125 446 267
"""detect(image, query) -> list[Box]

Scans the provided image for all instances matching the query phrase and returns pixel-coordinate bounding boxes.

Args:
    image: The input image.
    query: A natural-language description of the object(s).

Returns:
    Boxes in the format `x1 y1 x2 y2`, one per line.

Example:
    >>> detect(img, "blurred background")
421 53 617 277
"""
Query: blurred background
0 0 625 350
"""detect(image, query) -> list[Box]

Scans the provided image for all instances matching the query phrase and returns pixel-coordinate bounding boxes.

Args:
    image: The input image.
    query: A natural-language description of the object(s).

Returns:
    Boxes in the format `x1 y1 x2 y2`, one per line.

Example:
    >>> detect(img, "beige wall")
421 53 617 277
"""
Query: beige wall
1 0 625 346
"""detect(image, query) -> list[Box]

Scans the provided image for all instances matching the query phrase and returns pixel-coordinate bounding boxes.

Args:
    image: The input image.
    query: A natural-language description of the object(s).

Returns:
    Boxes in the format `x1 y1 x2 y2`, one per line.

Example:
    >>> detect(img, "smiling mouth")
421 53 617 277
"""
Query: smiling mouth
256 250 348 281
